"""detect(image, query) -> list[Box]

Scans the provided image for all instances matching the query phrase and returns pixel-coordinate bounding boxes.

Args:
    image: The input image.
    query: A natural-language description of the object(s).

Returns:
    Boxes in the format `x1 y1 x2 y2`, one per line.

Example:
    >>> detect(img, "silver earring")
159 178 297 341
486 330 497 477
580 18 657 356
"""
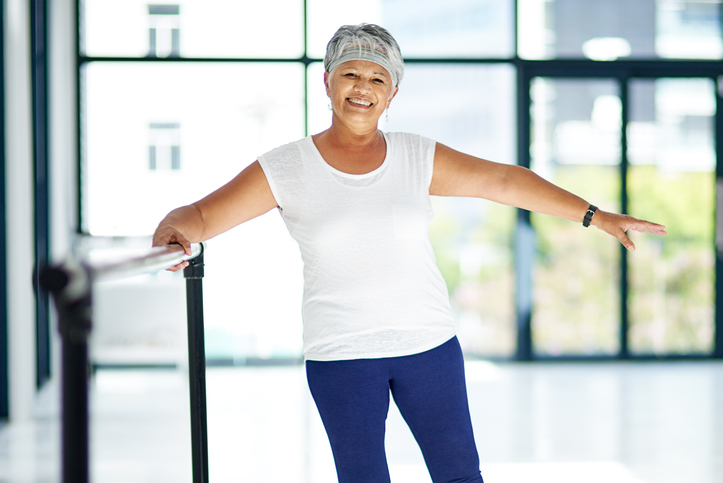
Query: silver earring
385 108 389 122
328 102 332 111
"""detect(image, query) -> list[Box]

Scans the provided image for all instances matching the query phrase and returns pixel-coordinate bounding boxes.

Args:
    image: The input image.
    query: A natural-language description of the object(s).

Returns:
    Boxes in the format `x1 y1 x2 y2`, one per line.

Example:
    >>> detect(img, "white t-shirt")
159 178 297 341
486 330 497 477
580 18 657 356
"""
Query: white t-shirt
257 131 456 361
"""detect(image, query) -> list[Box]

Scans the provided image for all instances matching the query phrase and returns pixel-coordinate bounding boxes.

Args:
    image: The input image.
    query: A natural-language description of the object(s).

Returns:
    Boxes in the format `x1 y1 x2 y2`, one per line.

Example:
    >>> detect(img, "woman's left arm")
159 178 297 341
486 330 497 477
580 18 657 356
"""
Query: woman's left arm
430 142 667 251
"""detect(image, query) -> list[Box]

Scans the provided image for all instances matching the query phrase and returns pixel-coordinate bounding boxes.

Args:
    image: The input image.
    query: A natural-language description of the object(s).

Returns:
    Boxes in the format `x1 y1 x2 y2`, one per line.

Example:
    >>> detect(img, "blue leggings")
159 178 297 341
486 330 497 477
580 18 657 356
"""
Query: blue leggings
306 337 484 483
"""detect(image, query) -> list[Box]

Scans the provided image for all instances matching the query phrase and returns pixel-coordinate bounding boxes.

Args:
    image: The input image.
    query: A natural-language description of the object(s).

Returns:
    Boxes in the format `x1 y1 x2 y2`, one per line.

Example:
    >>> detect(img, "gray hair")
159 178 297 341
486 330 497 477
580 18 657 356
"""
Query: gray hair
324 24 404 88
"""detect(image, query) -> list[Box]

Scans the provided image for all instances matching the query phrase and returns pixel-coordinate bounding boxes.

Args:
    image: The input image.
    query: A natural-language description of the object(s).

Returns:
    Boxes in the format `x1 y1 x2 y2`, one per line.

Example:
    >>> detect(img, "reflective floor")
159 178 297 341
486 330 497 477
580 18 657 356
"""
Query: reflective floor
1 361 722 482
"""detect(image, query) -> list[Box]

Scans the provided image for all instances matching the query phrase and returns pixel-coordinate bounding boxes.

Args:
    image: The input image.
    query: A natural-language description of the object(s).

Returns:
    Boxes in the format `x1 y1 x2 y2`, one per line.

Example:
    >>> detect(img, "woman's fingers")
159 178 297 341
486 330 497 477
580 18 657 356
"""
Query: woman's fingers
152 225 193 270
613 228 636 252
166 260 190 272
177 238 192 256
628 219 667 236
596 211 666 252
153 227 192 252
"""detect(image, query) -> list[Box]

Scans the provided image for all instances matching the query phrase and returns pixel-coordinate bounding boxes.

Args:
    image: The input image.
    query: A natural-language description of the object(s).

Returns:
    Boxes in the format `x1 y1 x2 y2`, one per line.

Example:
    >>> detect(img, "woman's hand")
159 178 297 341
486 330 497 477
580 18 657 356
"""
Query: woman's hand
591 210 667 252
152 223 192 272
149 161 278 272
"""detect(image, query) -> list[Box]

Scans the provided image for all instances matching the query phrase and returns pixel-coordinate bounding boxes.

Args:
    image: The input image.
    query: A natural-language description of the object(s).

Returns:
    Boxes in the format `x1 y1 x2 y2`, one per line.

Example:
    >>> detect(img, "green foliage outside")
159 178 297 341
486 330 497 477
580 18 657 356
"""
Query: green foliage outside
627 165 714 355
532 165 622 356
430 197 516 357
430 164 714 358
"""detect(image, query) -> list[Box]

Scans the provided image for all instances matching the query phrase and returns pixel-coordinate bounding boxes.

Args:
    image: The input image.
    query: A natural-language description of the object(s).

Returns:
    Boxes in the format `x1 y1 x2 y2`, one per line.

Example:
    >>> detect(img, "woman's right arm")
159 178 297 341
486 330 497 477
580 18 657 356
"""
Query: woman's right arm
152 160 278 270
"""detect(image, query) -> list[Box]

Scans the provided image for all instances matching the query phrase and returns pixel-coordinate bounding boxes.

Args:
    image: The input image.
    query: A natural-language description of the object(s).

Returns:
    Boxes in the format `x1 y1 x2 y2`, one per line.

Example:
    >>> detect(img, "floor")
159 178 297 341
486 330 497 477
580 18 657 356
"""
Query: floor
1 361 722 483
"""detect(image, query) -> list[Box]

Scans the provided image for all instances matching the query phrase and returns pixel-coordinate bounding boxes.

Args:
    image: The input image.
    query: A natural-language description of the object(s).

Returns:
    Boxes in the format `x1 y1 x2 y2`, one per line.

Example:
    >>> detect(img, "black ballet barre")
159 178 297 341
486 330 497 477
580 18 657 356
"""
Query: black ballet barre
39 242 209 483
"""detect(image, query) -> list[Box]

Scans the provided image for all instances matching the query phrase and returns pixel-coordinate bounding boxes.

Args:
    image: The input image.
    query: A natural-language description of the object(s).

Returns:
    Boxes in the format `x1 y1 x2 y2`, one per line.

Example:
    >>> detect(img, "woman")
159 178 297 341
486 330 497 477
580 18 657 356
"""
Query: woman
153 24 666 483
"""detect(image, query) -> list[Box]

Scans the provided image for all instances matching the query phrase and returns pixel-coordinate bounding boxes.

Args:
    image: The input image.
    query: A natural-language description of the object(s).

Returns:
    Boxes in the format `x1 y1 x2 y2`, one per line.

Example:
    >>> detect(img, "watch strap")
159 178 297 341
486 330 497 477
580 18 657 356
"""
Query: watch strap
583 205 598 227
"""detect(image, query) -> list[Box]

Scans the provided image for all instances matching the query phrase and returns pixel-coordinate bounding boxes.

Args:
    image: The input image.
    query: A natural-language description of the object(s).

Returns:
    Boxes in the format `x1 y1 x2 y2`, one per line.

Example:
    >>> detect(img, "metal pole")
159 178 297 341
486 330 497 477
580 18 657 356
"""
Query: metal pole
39 242 205 483
61 316 90 483
90 243 203 282
40 261 92 483
184 248 209 483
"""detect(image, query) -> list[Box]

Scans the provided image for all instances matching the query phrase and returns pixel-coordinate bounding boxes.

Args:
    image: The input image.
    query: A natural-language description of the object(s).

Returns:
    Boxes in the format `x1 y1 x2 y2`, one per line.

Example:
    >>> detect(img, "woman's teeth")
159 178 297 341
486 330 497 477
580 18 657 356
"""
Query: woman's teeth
348 98 371 106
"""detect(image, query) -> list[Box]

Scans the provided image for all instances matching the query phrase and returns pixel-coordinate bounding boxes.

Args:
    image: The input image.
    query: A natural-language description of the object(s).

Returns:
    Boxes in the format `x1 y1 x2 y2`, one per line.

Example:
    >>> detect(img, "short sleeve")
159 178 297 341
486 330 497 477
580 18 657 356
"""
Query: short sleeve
257 139 306 211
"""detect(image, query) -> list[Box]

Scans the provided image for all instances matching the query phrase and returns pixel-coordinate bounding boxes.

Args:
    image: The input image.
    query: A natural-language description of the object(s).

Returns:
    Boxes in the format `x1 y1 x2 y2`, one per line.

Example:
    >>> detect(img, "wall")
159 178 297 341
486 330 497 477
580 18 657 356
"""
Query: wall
4 0 37 422
49 0 76 262
47 0 78 406
2 0 76 422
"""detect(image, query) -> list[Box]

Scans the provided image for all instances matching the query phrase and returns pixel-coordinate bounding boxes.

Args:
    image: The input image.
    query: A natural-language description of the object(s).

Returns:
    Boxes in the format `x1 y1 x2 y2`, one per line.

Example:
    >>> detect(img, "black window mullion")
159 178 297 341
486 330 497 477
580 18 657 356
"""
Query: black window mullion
31 0 51 389
0 0 9 419
303 0 309 137
514 59 534 361
619 76 630 359
715 76 723 359
75 0 82 235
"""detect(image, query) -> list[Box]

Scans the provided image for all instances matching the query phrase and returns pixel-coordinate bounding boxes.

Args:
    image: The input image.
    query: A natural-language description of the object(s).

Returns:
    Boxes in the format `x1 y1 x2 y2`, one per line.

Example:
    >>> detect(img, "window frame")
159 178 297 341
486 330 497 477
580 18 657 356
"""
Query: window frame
74 0 723 362
32 0 52 390
0 0 9 419
516 59 723 360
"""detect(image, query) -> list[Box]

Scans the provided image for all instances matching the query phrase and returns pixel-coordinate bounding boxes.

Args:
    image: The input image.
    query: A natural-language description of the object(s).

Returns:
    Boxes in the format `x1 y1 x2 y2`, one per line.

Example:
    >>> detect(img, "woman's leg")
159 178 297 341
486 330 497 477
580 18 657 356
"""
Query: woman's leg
389 337 484 483
306 358 392 483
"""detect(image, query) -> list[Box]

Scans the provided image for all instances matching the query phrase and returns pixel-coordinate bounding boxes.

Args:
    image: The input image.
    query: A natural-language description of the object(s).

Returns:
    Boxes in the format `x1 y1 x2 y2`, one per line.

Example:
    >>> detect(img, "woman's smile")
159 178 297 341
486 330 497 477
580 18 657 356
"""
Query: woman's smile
347 97 373 108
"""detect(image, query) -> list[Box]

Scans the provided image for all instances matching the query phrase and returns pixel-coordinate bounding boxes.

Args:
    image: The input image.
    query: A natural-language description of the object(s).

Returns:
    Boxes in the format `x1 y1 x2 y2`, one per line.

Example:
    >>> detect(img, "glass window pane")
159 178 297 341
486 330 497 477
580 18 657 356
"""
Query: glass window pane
82 0 304 58
519 0 722 60
530 78 622 356
656 0 723 58
84 62 305 235
84 62 306 360
628 78 715 355
312 63 518 357
307 0 515 59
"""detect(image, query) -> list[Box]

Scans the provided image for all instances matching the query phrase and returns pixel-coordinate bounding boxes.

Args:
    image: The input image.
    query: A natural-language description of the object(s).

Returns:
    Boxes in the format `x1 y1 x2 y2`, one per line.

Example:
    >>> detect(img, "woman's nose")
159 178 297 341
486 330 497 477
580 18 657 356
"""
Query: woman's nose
353 78 372 93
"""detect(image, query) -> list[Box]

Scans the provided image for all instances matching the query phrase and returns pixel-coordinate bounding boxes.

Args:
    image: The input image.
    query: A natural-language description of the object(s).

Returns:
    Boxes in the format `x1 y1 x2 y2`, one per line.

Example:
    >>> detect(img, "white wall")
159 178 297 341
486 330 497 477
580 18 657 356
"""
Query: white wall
5 0 37 422
48 0 79 406
49 0 77 260
2 0 76 422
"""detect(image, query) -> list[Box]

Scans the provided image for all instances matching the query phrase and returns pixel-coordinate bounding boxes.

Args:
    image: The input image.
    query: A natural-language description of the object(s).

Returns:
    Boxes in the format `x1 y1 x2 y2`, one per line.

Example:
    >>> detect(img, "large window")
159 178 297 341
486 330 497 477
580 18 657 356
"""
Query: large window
385 63 517 357
83 0 304 58
79 0 722 361
518 0 723 60
627 78 716 355
80 0 518 362
530 78 623 356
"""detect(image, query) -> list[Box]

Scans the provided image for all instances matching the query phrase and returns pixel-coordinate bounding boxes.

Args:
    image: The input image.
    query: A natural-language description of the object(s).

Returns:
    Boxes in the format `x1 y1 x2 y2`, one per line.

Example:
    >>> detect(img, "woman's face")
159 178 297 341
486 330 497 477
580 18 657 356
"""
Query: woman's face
325 60 398 127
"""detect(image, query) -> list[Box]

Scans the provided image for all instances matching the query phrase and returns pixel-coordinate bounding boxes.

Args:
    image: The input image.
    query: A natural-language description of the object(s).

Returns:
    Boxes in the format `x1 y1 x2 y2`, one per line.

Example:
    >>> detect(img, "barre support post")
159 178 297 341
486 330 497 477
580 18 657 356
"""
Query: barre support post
40 261 92 483
38 242 205 483
184 247 209 483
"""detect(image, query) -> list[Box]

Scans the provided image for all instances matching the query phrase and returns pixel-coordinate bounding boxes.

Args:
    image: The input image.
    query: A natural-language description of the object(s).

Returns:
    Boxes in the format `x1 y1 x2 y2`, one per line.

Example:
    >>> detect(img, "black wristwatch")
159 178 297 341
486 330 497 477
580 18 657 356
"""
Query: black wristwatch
583 205 597 227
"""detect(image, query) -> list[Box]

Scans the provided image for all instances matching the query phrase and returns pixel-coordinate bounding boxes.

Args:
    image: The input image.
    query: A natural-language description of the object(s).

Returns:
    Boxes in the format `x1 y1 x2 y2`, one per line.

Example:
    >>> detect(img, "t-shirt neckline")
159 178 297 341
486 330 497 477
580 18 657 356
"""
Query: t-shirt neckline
307 131 390 179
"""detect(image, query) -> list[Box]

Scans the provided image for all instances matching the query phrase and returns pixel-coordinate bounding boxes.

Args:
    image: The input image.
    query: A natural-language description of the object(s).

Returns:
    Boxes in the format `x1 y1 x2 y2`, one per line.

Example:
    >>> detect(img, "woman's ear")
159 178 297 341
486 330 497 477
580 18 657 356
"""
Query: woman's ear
387 86 399 108
324 71 331 97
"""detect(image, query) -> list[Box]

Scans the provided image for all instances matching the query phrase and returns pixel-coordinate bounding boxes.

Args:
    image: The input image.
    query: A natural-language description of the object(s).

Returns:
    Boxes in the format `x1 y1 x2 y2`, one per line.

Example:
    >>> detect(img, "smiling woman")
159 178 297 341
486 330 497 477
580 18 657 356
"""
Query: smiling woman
313 26 402 176
314 59 397 174
151 22 665 483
